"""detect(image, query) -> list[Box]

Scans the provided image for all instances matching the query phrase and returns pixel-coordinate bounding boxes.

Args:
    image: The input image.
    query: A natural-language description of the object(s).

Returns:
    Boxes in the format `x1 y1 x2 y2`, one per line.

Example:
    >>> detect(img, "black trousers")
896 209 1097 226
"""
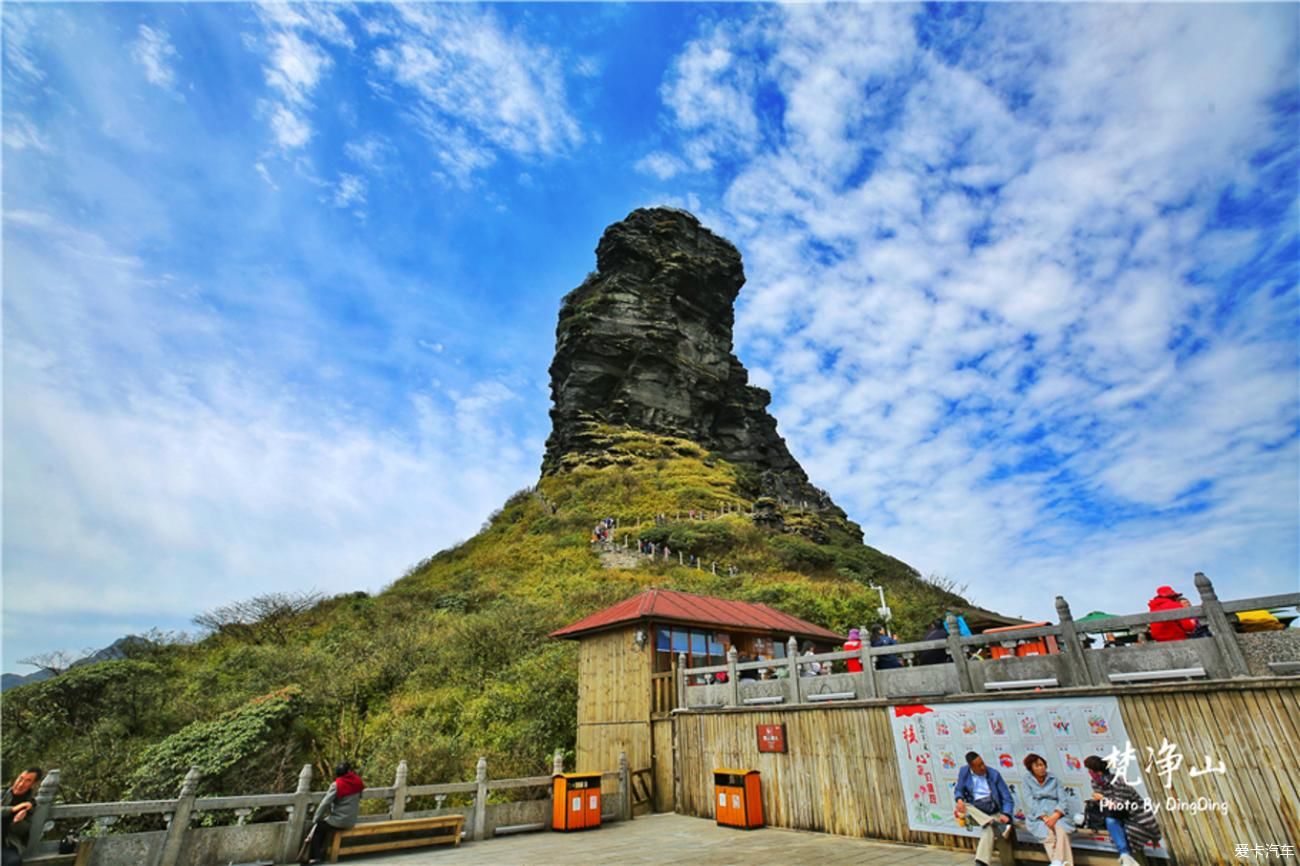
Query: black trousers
2 845 23 866
306 820 336 861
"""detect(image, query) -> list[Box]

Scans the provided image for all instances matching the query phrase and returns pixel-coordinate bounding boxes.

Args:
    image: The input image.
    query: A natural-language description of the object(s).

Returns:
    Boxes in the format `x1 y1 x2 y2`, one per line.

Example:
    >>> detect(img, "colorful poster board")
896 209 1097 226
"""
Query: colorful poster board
888 697 1166 856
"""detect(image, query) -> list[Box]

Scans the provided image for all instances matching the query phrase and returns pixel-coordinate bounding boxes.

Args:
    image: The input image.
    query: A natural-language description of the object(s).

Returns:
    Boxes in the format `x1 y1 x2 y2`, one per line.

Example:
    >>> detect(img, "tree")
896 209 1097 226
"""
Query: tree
193 591 324 645
18 649 82 674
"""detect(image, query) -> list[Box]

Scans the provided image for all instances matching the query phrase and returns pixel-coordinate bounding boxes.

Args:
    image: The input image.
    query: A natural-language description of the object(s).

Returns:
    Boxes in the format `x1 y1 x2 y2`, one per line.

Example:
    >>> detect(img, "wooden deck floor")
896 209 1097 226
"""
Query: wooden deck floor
338 812 974 865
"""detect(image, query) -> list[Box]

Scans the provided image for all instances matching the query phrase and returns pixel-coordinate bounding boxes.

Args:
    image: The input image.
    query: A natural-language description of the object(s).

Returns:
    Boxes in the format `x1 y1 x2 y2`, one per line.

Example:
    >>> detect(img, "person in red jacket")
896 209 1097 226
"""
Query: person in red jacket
844 628 864 672
1147 586 1197 642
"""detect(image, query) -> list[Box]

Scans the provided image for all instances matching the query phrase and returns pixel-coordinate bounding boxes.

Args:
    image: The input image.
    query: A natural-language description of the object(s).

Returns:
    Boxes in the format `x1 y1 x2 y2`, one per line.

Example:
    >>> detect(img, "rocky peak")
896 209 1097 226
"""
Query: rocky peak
542 207 858 536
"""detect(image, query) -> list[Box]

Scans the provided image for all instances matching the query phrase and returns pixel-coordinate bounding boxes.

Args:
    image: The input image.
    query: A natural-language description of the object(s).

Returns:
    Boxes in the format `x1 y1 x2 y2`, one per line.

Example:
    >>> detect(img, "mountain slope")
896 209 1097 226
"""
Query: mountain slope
1 208 970 804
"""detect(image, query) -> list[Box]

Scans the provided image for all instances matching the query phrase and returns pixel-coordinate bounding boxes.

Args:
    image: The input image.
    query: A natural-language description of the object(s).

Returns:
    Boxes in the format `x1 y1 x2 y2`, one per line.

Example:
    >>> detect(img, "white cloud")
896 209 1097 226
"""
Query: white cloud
635 151 687 180
250 5 352 153
333 172 366 208
2 211 537 663
655 5 1299 620
270 104 312 149
370 4 582 179
130 24 179 90
3 115 50 152
265 30 329 104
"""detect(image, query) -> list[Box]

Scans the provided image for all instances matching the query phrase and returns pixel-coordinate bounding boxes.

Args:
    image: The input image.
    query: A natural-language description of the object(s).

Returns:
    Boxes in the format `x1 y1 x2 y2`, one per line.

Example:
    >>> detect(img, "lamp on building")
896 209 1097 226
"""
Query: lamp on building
633 629 648 651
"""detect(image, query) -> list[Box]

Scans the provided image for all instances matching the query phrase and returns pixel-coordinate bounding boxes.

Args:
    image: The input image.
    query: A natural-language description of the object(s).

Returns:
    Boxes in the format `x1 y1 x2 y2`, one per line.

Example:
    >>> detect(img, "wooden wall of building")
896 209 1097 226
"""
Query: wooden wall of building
674 682 1300 865
652 719 673 813
575 627 655 796
576 627 650 725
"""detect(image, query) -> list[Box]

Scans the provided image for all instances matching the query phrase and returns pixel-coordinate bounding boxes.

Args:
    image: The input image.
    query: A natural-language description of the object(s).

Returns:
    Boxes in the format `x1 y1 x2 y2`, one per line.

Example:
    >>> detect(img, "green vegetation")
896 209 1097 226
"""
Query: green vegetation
1 426 966 803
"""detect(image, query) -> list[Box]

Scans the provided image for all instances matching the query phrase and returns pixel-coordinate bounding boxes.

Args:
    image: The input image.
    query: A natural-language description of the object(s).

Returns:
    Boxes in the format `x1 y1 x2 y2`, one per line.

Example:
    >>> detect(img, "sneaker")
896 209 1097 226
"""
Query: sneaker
1118 855 1140 866
1050 861 1065 866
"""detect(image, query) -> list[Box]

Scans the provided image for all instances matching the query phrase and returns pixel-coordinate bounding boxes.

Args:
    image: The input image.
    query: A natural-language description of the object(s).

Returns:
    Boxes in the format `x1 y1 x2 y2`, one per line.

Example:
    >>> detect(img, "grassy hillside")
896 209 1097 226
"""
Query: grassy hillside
1 427 964 804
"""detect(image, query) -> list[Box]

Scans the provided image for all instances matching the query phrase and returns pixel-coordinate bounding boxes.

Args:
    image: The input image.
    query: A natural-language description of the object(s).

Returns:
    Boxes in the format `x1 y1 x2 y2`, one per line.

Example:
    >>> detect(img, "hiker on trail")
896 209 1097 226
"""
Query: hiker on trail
1020 753 1076 866
2 768 41 866
954 752 1014 866
843 628 864 672
1147 586 1198 642
303 762 365 865
1084 755 1158 866
869 624 902 669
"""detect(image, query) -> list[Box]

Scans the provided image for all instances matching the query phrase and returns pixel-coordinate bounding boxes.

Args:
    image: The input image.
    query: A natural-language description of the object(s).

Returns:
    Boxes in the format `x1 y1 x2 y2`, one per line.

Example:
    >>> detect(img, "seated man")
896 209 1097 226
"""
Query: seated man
953 752 1014 866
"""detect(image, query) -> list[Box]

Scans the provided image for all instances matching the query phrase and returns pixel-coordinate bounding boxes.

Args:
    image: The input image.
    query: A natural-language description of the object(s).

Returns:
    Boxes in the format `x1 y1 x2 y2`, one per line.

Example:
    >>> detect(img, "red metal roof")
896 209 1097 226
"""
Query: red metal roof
550 588 842 641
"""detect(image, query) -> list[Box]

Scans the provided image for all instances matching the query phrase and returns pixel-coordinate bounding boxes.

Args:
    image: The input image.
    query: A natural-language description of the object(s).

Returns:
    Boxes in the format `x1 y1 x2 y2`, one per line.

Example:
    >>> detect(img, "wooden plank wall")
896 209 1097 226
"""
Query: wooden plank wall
577 627 650 725
674 684 1300 864
576 720 651 797
1118 685 1300 865
652 719 673 813
675 707 977 854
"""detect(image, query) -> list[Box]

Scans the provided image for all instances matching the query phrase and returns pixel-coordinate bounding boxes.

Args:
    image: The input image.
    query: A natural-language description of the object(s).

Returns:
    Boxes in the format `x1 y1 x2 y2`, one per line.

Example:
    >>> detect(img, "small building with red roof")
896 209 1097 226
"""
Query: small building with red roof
551 588 844 813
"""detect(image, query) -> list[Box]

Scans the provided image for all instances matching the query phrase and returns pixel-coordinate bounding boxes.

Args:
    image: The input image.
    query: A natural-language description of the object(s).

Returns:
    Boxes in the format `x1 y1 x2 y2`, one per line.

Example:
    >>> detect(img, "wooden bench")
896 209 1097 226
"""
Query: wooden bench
329 815 464 862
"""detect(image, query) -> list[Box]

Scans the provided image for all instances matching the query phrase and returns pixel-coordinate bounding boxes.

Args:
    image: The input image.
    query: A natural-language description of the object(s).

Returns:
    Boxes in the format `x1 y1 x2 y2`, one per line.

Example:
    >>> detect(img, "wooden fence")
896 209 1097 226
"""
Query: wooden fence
674 681 1300 865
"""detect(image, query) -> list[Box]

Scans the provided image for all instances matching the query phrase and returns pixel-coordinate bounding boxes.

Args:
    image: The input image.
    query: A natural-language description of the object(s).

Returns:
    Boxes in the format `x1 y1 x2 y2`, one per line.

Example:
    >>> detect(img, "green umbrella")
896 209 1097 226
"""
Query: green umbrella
1075 610 1118 623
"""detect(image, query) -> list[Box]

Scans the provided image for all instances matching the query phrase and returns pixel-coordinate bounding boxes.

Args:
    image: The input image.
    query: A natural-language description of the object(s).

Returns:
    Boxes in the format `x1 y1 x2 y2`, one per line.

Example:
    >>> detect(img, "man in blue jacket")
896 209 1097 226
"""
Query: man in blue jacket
953 752 1014 866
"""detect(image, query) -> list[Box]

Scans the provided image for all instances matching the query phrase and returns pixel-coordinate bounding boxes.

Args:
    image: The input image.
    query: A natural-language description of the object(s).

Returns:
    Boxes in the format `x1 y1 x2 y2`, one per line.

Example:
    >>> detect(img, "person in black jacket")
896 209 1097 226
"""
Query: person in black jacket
917 619 950 665
2 768 42 866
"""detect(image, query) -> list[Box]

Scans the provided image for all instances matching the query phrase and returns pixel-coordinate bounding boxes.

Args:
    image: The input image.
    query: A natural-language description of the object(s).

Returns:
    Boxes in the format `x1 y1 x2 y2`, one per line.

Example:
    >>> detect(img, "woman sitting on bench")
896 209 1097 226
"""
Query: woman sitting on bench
1020 753 1077 866
302 762 365 865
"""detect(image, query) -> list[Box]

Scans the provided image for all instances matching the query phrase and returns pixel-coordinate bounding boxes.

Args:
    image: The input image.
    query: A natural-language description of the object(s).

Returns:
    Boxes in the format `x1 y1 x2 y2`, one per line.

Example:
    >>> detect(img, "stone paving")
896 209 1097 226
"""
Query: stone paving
343 812 974 866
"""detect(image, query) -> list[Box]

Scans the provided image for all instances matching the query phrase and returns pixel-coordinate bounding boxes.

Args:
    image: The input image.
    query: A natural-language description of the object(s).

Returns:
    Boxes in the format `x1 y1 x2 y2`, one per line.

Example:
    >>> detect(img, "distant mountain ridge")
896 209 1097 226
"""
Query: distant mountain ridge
2 636 152 691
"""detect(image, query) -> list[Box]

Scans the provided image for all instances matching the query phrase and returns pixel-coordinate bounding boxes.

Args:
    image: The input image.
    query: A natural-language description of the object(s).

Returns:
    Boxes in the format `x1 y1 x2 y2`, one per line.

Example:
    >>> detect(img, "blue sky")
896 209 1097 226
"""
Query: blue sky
3 3 1297 668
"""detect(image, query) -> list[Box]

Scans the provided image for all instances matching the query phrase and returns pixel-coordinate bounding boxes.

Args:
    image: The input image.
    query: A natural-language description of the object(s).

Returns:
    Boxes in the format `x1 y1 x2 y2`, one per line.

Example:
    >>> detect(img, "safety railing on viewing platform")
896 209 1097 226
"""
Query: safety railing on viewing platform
22 750 634 865
676 572 1300 710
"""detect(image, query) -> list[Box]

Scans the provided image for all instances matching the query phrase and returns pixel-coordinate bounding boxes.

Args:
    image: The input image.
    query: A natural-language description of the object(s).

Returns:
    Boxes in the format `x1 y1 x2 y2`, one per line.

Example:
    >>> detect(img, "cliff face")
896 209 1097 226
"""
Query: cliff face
542 207 851 528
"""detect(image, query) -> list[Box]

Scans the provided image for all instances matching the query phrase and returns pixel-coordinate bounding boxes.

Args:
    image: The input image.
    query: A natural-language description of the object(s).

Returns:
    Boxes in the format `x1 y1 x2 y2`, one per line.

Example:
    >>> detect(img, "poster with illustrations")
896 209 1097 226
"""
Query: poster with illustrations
889 697 1166 856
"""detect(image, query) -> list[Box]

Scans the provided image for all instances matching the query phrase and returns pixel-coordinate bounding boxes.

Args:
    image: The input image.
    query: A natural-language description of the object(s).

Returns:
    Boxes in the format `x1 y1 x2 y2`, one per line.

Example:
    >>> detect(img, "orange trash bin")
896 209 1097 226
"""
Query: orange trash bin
713 769 763 829
552 773 602 831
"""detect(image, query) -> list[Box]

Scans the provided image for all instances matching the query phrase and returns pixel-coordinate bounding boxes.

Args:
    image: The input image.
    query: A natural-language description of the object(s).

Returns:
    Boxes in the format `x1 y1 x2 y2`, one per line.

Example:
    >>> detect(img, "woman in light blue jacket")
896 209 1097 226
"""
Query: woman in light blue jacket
1020 753 1076 866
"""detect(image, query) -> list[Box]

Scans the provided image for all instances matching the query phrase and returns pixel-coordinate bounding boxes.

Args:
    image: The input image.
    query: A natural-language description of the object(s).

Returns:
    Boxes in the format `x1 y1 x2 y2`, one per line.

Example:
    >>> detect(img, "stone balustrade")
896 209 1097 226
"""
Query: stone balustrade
677 572 1300 710
25 750 632 866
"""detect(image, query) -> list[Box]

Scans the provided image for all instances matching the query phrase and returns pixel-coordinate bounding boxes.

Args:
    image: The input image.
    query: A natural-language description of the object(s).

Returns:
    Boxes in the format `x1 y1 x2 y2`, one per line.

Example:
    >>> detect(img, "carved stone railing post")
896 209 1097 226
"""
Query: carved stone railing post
726 647 740 706
472 757 488 841
553 748 565 776
1055 596 1098 687
618 751 631 821
25 768 59 854
859 624 878 699
279 763 314 864
158 767 200 866
676 653 687 710
1196 572 1249 677
392 760 408 820
785 637 800 704
945 614 973 693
